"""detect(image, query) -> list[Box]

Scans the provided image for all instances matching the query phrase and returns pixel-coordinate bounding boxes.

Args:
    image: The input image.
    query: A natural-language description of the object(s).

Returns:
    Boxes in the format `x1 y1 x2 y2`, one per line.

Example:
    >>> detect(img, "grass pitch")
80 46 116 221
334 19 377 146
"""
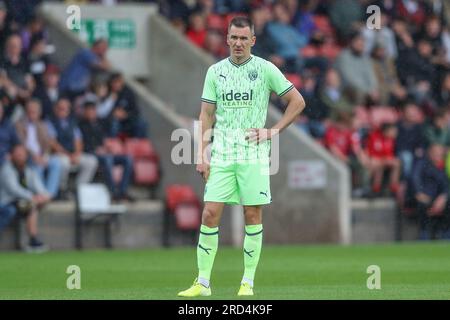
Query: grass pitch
0 242 449 300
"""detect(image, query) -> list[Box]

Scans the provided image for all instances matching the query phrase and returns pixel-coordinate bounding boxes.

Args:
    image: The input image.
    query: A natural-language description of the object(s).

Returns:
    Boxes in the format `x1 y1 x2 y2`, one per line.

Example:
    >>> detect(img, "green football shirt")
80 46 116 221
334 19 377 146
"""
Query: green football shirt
201 55 294 163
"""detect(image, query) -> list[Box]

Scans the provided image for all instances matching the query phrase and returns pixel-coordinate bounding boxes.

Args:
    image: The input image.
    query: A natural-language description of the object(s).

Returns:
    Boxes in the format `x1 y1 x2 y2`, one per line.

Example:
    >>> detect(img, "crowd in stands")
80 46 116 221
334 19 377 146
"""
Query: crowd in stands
0 0 151 250
161 0 450 240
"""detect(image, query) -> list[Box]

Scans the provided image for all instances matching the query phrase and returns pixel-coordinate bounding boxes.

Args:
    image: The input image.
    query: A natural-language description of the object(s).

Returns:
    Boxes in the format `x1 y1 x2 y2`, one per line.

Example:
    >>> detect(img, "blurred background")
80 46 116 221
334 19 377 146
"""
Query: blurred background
1 0 450 252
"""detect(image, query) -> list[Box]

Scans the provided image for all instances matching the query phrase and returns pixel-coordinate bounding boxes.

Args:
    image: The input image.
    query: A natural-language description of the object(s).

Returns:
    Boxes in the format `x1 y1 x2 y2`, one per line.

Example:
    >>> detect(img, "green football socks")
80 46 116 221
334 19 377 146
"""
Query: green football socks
197 225 219 288
242 224 263 287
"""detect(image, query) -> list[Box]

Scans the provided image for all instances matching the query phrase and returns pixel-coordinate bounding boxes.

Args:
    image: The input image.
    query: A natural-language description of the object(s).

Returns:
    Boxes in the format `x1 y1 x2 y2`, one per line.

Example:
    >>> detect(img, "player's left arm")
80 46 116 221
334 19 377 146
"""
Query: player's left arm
247 88 305 143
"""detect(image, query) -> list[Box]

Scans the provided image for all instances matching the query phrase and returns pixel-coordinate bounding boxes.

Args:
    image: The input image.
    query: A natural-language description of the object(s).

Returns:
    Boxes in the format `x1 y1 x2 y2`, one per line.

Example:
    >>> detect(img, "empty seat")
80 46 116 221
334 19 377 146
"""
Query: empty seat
133 159 159 185
125 138 158 161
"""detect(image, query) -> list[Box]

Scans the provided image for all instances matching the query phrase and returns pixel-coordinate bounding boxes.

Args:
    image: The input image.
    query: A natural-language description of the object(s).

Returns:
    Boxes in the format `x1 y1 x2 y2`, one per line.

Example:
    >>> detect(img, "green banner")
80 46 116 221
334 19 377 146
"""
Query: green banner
73 19 136 49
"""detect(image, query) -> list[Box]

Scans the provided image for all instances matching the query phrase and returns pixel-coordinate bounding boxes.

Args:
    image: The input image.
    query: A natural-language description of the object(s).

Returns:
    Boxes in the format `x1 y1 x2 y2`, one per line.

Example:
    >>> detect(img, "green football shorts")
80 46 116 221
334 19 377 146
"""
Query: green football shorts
204 160 272 206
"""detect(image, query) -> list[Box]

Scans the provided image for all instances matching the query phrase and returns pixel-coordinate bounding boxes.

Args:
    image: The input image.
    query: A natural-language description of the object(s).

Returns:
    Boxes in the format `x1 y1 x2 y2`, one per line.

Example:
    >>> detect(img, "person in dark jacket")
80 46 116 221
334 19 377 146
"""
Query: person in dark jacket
0 100 19 165
412 144 449 240
78 101 134 201
396 102 425 180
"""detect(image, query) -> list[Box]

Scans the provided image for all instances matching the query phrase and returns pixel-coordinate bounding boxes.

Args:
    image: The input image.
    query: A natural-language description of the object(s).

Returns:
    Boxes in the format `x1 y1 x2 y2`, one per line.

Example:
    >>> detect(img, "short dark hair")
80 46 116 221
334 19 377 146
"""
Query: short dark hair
228 16 254 34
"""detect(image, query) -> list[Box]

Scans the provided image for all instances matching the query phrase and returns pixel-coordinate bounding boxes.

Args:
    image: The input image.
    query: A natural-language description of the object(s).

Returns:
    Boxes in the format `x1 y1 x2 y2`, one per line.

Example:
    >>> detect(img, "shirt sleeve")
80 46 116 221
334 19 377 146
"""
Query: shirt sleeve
46 121 57 139
266 61 294 97
201 66 217 104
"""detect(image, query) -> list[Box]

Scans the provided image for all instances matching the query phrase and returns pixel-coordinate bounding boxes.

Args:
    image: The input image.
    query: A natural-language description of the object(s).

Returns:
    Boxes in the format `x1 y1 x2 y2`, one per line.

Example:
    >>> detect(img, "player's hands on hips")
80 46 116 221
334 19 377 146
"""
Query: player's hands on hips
196 163 210 182
245 128 273 144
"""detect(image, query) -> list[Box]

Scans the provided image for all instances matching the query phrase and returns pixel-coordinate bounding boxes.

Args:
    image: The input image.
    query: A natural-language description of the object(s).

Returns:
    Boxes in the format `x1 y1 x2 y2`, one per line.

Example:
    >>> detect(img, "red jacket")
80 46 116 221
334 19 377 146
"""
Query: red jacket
366 129 395 159
325 125 356 156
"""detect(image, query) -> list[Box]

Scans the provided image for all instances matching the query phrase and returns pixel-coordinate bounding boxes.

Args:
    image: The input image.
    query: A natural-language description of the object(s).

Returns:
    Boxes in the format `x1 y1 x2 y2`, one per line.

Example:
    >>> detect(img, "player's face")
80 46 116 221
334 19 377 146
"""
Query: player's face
227 25 255 60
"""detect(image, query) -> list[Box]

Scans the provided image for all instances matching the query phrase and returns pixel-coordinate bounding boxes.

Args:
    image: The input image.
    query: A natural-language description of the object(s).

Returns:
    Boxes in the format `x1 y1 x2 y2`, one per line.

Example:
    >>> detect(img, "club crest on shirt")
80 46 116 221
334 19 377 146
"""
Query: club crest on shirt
248 70 258 81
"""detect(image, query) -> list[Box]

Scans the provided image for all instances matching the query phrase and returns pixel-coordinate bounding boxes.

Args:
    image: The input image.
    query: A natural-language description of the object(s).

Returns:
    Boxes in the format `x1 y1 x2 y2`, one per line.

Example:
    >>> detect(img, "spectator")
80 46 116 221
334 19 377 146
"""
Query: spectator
32 64 61 119
47 97 98 197
324 110 370 194
78 101 134 201
83 80 116 120
286 0 317 43
0 100 19 165
362 12 398 60
412 144 449 240
423 109 450 147
317 68 352 120
186 11 207 48
15 99 61 199
59 38 110 99
396 0 427 32
204 29 227 60
371 44 407 106
396 102 425 180
0 1 12 55
108 73 148 138
335 30 379 105
27 34 51 88
366 122 401 195
0 144 50 251
328 0 364 40
250 4 277 62
434 72 450 108
0 33 35 118
266 2 308 73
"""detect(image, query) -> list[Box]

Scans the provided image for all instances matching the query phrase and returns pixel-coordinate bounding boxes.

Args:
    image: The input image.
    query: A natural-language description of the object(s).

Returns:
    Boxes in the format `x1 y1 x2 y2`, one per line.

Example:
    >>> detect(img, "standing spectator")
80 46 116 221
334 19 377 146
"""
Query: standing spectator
335 30 379 105
32 64 61 119
15 99 61 199
0 100 19 165
366 122 401 195
59 38 110 99
423 109 450 147
396 102 425 180
47 97 98 196
412 144 449 240
78 102 134 201
108 73 148 138
0 144 50 251
27 34 50 88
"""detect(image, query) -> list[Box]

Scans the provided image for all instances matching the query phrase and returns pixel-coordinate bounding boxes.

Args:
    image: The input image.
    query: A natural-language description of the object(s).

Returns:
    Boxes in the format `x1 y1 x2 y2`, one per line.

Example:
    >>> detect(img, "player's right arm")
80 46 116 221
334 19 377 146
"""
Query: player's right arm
197 66 217 182
197 102 215 181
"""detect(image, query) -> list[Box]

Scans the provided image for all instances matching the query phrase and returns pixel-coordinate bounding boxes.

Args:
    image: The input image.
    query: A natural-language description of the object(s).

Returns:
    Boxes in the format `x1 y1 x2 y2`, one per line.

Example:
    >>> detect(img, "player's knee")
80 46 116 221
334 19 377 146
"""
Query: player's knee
202 207 220 227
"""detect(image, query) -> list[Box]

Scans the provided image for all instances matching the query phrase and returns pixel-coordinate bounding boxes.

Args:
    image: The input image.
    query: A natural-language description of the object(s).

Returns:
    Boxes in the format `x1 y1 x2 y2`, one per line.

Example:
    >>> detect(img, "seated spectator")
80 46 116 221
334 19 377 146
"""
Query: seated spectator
0 33 35 119
0 144 50 251
324 110 370 194
423 109 450 147
20 15 48 54
82 80 116 120
79 102 134 201
371 44 408 106
266 2 308 73
250 3 277 62
203 29 227 60
396 0 427 32
59 38 110 99
47 98 98 197
328 0 364 40
15 99 62 199
366 122 401 196
32 64 61 119
362 12 397 60
27 34 51 88
108 73 148 138
186 11 207 48
0 1 12 55
412 144 449 239
335 30 379 105
396 102 425 181
0 100 19 165
317 68 352 120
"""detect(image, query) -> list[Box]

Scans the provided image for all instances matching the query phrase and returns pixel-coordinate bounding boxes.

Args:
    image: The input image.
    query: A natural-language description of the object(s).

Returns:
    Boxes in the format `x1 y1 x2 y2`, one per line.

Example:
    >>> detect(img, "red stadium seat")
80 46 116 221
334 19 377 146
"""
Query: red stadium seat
285 73 303 90
165 184 199 212
133 159 159 185
313 15 335 37
369 106 399 129
125 138 158 161
174 204 201 230
319 44 342 61
207 14 224 31
301 45 318 58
